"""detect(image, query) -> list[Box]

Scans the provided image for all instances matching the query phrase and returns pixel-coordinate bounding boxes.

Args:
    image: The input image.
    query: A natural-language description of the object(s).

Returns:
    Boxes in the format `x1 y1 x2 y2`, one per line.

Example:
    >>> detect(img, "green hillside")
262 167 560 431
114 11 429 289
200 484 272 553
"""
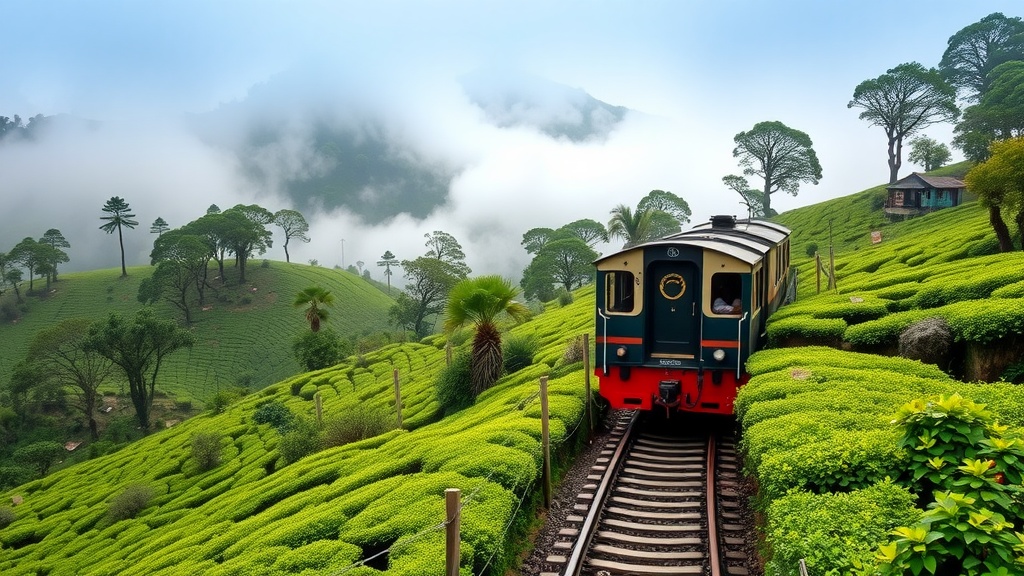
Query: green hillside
0 282 595 575
0 261 397 404
3 171 1024 575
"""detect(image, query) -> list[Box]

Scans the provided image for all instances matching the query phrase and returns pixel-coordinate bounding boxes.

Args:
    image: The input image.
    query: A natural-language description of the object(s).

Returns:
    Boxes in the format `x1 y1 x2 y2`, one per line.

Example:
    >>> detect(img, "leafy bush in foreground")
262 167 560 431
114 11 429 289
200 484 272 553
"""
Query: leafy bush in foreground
764 480 917 576
190 432 223 472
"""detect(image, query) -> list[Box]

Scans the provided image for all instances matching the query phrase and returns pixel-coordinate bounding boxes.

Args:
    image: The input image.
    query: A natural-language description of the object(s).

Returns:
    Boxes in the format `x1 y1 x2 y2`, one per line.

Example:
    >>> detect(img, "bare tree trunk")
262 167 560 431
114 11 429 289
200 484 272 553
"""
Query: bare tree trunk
1016 208 1024 251
887 135 902 184
990 205 1014 252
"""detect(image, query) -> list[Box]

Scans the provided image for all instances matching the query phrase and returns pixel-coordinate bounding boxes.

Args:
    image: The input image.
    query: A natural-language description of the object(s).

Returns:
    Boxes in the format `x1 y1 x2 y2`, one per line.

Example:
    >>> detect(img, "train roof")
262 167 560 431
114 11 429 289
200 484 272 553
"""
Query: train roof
595 217 791 266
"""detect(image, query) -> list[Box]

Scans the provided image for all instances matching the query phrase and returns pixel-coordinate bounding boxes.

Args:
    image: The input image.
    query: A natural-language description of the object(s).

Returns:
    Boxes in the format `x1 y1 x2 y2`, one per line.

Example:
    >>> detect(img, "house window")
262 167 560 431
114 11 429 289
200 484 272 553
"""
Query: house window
606 271 635 313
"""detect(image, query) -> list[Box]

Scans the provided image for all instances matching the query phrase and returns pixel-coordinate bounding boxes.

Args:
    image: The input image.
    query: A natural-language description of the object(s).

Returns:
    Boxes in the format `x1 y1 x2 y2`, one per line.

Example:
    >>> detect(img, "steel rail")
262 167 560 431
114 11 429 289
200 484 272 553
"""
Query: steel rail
562 411 638 576
706 433 722 576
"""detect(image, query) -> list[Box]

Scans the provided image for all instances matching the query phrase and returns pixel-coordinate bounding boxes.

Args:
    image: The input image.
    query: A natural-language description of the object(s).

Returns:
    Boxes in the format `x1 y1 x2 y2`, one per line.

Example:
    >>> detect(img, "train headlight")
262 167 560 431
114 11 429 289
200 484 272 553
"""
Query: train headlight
616 346 628 358
712 349 726 362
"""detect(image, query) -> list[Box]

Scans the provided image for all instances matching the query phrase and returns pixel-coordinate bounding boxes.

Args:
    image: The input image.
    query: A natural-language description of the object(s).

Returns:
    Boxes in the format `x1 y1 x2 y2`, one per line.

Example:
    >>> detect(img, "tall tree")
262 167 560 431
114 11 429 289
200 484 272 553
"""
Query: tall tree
849 63 959 184
952 61 1024 163
907 136 953 172
99 196 139 277
521 227 557 255
444 276 531 395
221 204 273 283
390 256 465 337
560 219 609 247
9 237 43 293
28 318 113 440
0 252 23 303
273 209 311 264
636 190 692 226
939 13 1024 101
140 230 214 324
964 137 1024 252
528 235 598 295
722 175 769 217
84 309 194 430
38 229 70 284
150 217 170 236
731 120 823 212
293 286 334 332
423 231 471 276
377 250 399 293
607 204 657 248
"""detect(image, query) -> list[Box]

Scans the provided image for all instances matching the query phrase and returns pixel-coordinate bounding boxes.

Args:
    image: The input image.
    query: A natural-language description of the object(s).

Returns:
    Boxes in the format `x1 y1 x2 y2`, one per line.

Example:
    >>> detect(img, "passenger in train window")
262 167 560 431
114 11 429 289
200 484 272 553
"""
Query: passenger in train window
712 297 742 314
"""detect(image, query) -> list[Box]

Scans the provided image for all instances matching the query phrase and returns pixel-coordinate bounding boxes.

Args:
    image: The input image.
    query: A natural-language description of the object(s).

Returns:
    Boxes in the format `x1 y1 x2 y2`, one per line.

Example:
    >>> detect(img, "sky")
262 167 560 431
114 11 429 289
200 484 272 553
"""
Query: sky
2 0 1020 284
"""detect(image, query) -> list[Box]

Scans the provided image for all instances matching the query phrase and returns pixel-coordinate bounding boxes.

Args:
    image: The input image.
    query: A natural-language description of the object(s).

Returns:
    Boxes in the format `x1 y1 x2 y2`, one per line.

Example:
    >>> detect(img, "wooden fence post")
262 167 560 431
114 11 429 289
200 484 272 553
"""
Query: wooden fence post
540 376 551 508
314 392 323 426
393 369 403 429
583 333 593 437
445 488 461 576
815 251 821 294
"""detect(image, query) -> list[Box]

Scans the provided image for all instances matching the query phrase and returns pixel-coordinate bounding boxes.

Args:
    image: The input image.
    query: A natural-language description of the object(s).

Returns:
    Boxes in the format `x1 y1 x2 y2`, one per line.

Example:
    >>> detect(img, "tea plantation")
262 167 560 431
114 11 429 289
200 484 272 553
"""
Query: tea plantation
3 179 1024 574
0 284 595 575
0 261 396 405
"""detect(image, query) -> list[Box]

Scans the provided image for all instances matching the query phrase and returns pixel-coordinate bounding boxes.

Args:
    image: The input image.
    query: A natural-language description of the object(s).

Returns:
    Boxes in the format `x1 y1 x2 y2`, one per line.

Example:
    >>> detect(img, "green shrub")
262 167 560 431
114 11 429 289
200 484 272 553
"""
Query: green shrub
207 388 244 414
436 351 474 415
108 485 154 521
292 328 343 371
764 481 917 576
560 334 585 365
298 383 318 401
766 316 846 346
805 242 818 257
0 507 14 528
557 289 573 306
191 433 223 472
322 408 395 448
868 394 1024 576
252 401 292 430
502 333 539 374
277 416 322 464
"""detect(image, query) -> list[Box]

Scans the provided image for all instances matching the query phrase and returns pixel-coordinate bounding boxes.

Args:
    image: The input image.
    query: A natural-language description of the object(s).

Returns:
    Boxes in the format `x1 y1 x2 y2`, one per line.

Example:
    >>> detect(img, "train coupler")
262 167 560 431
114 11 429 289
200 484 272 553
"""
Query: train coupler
655 380 681 417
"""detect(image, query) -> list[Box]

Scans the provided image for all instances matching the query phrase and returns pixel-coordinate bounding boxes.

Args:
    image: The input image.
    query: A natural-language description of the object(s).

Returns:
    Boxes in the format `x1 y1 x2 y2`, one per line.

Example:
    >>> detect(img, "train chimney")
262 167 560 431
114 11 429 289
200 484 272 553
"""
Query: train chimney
710 215 737 229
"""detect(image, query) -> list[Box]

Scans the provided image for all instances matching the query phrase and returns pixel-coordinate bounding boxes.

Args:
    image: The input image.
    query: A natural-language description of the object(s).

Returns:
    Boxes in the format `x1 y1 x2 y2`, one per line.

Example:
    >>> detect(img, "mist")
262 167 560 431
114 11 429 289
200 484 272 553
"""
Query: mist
2 1 1016 286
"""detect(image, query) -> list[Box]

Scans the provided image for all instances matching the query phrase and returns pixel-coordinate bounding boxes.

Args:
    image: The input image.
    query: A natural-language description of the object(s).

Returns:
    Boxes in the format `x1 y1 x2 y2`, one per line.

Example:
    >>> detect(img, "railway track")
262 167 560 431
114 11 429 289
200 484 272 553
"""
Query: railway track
539 411 751 576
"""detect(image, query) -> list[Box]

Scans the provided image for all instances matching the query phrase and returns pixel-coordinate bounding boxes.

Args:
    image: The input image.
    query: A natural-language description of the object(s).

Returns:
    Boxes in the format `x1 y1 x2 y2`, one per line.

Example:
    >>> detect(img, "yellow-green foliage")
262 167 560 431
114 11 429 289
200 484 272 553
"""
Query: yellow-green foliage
767 201 1024 347
0 283 596 576
737 346 1024 576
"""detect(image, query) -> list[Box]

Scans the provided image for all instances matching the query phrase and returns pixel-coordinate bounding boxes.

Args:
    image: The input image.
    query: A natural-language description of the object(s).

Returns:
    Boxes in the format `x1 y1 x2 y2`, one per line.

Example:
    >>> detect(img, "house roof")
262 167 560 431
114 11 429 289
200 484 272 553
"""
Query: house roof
887 173 965 191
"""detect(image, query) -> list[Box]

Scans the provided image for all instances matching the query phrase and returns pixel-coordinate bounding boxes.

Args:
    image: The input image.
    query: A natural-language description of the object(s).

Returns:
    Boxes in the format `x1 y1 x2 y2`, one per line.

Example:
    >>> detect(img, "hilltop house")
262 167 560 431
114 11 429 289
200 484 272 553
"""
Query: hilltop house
884 173 966 219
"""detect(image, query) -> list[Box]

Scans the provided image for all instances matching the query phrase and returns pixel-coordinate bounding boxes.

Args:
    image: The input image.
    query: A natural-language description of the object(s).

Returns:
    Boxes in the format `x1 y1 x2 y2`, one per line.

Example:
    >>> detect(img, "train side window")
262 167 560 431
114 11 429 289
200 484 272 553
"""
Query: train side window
606 271 635 313
710 272 742 315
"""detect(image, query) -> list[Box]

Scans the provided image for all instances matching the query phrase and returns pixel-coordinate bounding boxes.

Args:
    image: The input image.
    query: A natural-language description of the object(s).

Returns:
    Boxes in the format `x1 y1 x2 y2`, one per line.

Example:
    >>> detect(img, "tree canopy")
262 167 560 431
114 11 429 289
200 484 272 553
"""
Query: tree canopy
940 12 1024 101
444 275 531 395
907 136 952 172
731 121 822 213
99 196 138 277
84 309 194 430
273 209 310 264
848 63 959 184
964 137 1024 252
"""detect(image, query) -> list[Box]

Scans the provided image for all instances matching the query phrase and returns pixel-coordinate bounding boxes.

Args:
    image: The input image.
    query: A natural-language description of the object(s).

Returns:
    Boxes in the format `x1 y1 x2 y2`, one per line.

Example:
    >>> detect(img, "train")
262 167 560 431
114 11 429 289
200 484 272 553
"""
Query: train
593 215 794 416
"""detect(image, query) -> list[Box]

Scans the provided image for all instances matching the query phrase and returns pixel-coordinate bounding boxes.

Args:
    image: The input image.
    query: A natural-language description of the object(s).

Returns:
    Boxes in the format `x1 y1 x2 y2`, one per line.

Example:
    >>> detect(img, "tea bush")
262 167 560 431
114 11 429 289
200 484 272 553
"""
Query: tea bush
764 480 918 576
766 316 846 346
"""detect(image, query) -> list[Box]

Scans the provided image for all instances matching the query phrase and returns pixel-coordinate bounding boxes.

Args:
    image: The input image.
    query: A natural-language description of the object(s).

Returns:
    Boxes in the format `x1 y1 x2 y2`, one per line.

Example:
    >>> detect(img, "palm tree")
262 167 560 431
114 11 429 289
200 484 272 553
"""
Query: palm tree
99 196 139 277
607 204 656 248
294 286 334 332
444 275 531 396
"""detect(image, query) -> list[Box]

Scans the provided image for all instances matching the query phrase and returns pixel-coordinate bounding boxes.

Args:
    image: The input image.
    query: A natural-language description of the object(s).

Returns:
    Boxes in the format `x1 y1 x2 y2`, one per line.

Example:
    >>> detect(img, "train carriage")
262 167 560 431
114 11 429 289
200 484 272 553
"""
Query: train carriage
594 215 793 416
